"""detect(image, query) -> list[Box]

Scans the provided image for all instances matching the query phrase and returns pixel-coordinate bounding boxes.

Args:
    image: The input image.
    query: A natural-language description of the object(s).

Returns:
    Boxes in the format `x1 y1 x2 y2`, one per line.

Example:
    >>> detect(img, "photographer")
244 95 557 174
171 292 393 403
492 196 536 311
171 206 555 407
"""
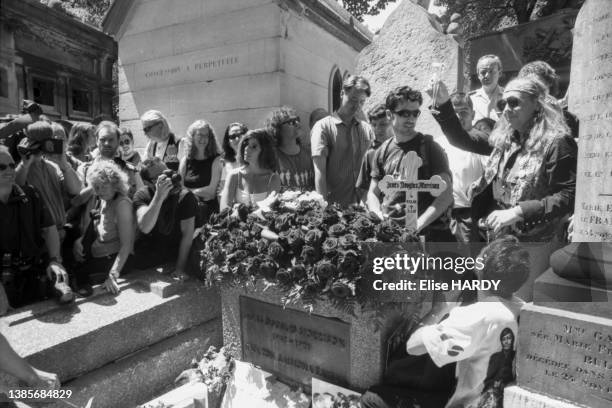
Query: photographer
0 100 43 163
0 145 74 309
132 157 197 280
15 122 82 239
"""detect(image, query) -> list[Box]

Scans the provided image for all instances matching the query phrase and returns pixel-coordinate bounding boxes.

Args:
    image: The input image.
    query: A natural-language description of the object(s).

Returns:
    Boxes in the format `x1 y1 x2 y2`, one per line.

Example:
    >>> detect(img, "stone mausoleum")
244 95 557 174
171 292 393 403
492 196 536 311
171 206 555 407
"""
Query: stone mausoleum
0 0 116 121
103 0 372 149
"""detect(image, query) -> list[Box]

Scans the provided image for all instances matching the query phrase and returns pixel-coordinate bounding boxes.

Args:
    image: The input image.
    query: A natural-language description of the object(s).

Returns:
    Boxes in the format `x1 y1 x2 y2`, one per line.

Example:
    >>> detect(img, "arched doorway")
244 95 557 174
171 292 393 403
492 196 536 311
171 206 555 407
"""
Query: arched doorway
329 67 343 112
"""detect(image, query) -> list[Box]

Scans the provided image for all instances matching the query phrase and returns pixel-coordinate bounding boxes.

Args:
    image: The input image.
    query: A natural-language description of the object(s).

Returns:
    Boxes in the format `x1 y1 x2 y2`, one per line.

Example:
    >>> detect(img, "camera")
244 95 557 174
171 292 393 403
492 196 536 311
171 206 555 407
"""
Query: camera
17 138 63 157
162 169 182 191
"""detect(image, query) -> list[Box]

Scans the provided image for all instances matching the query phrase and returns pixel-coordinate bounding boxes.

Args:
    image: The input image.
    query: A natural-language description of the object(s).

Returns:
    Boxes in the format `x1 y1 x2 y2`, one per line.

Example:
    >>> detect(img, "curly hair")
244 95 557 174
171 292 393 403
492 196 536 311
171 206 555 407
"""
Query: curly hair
385 86 423 111
68 123 95 157
185 120 221 159
86 159 130 197
238 129 277 171
479 235 530 298
489 76 569 155
264 106 301 147
222 122 248 163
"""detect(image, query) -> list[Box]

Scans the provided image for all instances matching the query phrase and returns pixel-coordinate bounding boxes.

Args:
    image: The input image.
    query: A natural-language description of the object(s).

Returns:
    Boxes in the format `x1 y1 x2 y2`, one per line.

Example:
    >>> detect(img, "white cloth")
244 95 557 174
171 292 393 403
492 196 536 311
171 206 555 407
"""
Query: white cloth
418 296 524 408
470 86 504 124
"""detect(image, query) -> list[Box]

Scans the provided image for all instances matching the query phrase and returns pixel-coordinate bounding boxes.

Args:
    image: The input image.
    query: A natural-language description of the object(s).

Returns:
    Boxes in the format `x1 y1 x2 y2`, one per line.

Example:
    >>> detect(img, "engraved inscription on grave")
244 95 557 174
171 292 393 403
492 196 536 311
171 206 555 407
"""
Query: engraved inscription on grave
239 296 351 388
568 0 612 241
518 308 612 408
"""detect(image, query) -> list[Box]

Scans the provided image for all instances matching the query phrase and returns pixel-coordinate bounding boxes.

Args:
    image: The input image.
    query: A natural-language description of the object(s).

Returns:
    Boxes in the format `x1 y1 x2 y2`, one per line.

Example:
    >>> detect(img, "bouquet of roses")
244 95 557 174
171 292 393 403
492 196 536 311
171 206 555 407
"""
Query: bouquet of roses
196 191 421 313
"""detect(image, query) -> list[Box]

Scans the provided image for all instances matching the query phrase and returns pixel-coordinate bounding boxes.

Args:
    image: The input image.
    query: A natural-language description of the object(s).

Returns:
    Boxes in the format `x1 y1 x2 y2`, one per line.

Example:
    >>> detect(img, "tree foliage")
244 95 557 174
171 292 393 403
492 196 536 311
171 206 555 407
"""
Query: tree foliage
340 0 397 21
437 0 584 37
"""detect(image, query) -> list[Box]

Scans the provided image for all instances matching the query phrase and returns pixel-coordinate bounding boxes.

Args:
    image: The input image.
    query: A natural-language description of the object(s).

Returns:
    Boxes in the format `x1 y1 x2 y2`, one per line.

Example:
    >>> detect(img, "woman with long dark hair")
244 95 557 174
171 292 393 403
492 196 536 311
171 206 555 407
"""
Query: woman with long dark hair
218 122 248 198
220 129 280 209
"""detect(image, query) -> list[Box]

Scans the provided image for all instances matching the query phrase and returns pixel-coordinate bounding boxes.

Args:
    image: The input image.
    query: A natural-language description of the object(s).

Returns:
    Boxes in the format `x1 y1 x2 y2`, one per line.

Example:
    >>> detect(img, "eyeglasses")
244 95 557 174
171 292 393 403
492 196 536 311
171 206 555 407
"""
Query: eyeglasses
143 122 160 133
394 109 421 119
0 162 16 171
281 117 301 127
497 97 521 111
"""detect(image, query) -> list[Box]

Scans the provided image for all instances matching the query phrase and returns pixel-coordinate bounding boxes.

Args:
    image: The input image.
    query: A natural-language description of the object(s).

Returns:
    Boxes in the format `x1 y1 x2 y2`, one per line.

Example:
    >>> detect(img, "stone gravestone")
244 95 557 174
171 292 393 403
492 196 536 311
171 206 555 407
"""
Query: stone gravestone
355 0 465 139
505 1 612 407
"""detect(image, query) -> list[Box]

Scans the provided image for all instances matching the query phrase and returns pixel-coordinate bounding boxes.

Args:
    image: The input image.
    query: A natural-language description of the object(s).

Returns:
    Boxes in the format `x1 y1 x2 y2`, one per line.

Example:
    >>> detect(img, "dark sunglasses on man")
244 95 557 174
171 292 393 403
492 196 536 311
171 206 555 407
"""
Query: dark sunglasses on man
394 109 421 119
143 122 161 133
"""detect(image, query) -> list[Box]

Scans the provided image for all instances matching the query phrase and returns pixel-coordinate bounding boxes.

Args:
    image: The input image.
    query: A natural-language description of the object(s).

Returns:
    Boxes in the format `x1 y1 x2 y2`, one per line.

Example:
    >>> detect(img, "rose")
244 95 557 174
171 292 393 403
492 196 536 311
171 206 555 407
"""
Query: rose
375 220 400 242
313 259 337 280
321 209 339 226
291 264 308 281
296 200 316 214
245 241 259 256
306 216 323 230
256 239 269 253
300 245 318 265
351 216 374 240
274 213 293 232
338 250 361 277
304 229 324 247
338 233 358 250
233 234 247 249
275 268 293 286
321 237 340 257
267 241 285 262
210 248 225 266
328 223 347 238
330 279 355 299
246 256 263 276
250 223 263 237
286 228 305 253
228 249 248 264
302 279 320 298
216 230 230 242
295 215 308 226
259 257 278 280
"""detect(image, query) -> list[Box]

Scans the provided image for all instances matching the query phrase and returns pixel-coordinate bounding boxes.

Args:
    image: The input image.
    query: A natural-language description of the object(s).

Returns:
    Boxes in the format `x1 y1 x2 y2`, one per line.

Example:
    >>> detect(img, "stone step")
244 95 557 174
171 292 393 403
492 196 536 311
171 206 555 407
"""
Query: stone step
47 318 222 408
1 271 221 386
504 385 588 408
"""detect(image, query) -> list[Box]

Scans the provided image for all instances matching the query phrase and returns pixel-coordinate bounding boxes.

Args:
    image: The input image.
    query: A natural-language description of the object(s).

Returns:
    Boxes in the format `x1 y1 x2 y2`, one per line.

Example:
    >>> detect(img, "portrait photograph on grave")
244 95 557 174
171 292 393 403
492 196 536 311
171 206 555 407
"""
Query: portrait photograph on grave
1 0 610 408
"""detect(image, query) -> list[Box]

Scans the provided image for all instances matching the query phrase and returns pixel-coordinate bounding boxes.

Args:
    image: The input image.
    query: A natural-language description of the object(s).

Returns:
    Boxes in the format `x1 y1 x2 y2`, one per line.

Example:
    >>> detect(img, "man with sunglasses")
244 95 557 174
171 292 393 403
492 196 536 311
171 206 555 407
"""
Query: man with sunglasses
311 75 375 207
367 86 454 241
0 145 73 311
469 55 504 124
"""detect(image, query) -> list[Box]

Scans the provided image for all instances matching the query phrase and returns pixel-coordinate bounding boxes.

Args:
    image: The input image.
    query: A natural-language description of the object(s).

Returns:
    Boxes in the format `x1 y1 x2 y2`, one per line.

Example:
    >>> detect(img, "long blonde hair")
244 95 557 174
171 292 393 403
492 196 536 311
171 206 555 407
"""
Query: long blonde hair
185 120 220 159
489 76 569 155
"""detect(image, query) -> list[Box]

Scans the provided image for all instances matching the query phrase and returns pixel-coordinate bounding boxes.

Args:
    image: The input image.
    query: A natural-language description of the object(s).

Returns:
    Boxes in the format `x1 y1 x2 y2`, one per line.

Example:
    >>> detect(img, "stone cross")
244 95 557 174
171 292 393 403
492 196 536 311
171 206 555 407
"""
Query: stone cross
378 151 447 233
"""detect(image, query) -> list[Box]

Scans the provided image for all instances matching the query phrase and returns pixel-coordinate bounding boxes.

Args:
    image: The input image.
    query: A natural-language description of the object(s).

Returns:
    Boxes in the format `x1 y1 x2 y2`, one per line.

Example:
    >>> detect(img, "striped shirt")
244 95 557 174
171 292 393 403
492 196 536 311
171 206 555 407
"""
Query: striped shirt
311 113 373 207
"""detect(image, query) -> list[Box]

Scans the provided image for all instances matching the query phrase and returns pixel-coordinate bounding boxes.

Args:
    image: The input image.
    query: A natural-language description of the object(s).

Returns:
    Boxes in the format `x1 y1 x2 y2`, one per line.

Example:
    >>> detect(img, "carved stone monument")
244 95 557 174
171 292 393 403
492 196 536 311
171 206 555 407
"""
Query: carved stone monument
355 0 466 140
505 1 612 407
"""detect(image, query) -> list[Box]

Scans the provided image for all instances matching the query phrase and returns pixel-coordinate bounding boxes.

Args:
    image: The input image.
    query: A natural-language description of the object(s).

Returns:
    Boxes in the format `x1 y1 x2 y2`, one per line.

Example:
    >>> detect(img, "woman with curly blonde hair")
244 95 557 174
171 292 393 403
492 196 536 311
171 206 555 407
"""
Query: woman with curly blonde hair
429 75 577 242
178 119 222 225
73 160 134 295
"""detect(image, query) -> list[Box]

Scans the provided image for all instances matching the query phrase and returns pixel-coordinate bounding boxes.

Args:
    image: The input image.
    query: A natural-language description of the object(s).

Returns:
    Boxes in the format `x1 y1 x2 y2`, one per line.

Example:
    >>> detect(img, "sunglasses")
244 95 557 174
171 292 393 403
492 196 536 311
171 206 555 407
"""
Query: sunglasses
119 139 132 146
394 109 421 119
143 122 160 133
497 97 521 111
281 117 301 127
0 162 16 171
228 133 243 140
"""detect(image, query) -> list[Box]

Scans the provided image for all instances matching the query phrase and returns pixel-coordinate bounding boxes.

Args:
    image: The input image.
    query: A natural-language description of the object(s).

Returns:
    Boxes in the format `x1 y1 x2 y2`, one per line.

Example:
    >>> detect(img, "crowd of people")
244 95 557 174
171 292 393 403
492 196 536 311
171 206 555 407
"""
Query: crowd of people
0 54 580 406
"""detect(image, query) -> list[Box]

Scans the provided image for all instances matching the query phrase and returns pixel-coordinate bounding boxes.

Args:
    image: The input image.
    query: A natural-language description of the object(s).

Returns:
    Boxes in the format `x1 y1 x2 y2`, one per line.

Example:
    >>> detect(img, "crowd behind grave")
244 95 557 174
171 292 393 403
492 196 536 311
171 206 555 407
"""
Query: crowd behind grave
0 54 581 408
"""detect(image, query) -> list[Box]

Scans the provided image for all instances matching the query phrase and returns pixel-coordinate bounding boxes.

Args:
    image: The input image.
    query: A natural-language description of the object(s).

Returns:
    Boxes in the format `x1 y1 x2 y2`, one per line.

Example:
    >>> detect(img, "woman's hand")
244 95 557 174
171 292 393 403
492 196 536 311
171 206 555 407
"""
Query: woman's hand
104 273 120 295
486 207 523 233
73 237 85 262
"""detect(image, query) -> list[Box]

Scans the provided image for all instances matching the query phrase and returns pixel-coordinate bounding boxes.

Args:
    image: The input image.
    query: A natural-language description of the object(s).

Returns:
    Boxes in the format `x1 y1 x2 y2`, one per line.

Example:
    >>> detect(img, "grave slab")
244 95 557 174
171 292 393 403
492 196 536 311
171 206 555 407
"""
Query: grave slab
220 281 414 392
504 385 586 408
516 303 612 408
534 268 611 318
47 319 222 408
0 273 220 384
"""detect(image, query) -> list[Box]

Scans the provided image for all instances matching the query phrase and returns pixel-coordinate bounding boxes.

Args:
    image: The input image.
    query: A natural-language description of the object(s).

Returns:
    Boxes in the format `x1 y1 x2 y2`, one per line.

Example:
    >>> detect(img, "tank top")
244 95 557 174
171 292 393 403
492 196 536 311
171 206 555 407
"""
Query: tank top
183 156 217 189
235 172 274 206
91 195 132 258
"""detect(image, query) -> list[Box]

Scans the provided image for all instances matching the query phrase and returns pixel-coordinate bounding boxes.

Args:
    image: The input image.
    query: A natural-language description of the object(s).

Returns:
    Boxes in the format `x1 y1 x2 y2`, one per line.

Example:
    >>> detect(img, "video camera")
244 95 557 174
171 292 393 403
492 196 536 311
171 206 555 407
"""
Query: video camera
17 137 63 157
